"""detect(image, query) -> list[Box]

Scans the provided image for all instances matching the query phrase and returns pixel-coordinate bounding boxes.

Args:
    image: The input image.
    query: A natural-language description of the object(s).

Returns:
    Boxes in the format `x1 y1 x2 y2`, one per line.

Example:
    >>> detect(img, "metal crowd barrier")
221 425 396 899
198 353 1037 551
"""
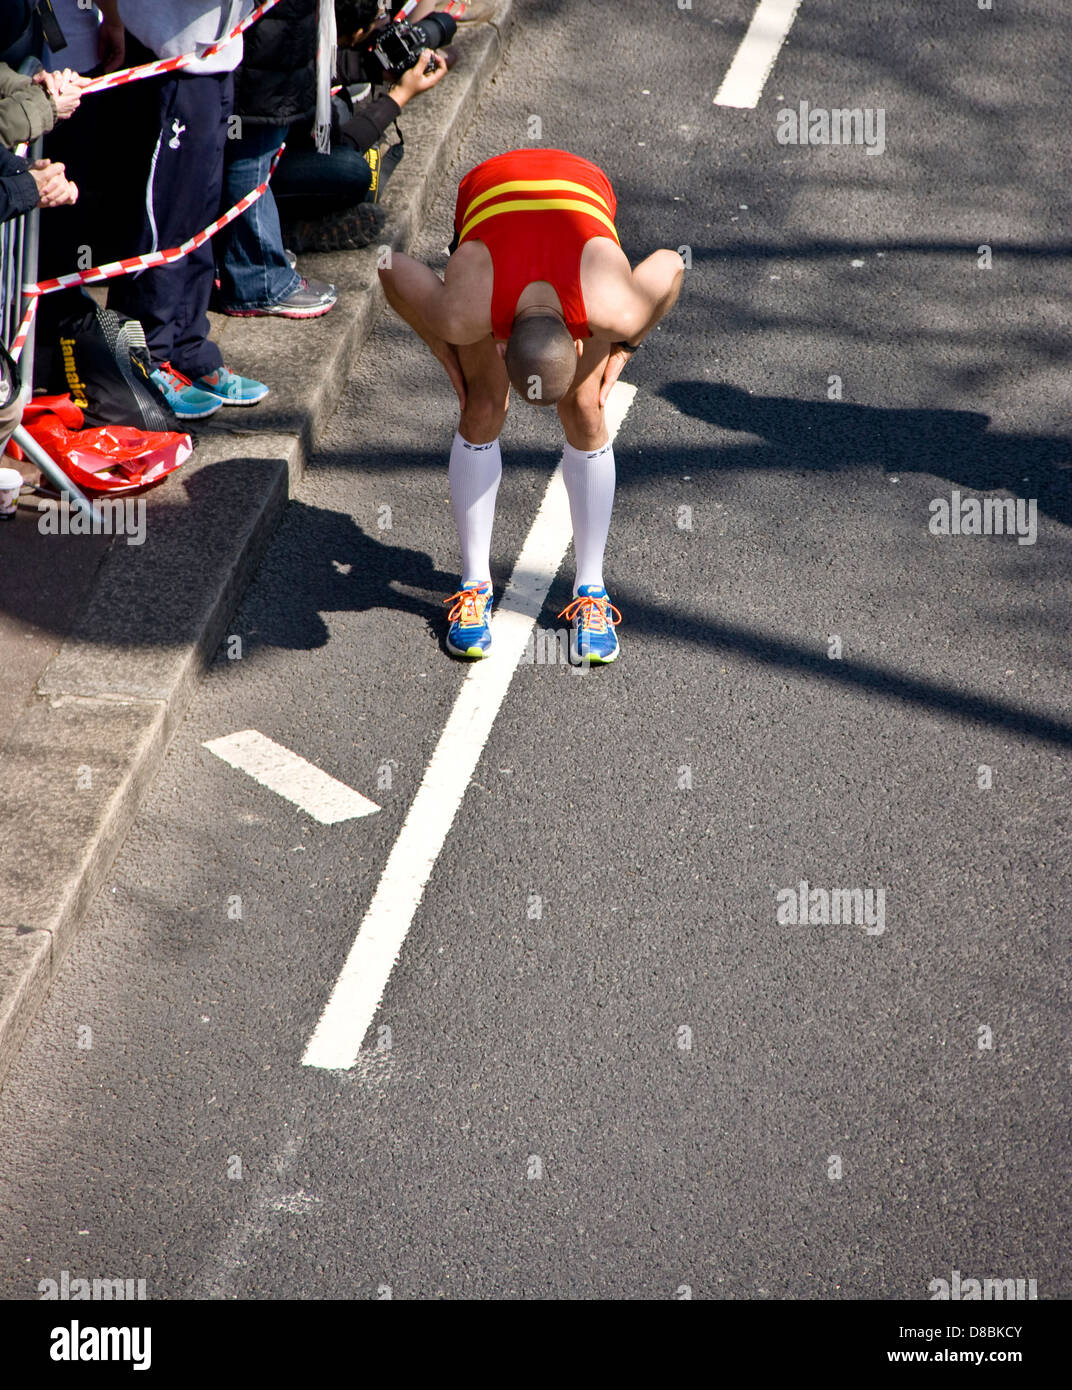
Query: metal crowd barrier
1 56 96 520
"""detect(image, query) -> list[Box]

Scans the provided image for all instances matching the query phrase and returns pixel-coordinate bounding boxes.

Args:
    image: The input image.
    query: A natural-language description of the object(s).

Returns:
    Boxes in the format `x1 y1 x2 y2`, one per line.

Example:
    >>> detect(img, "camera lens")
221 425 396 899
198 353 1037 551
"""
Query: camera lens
411 13 457 49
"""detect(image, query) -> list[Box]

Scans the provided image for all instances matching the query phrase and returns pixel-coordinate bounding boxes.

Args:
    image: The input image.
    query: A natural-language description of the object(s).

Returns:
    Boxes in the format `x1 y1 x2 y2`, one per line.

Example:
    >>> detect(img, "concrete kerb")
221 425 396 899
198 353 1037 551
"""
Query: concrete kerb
0 3 515 1092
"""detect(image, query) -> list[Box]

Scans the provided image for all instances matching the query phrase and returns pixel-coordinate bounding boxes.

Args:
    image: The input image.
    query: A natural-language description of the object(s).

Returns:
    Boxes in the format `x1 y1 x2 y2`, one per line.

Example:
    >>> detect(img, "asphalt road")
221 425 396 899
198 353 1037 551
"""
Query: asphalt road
0 0 1069 1301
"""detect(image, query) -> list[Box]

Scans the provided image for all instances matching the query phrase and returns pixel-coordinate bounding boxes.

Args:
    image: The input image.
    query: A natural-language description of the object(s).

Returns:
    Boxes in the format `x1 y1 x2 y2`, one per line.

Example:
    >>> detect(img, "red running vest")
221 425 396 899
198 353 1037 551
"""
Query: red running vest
453 148 620 340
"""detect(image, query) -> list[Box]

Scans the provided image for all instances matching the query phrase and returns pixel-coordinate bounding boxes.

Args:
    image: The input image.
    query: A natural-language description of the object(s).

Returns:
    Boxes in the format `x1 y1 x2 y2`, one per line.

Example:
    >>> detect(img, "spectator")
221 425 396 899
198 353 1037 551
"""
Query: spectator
216 0 338 318
1 141 78 460
0 1 36 69
106 2 268 421
1 138 77 221
1 343 20 459
35 3 126 324
44 0 125 78
0 62 87 147
34 6 133 363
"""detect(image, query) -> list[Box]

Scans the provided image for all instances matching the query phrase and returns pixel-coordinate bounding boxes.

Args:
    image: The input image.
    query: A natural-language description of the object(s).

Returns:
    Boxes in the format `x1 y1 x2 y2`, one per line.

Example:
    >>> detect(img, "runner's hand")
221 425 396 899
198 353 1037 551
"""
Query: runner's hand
598 344 632 408
430 337 466 410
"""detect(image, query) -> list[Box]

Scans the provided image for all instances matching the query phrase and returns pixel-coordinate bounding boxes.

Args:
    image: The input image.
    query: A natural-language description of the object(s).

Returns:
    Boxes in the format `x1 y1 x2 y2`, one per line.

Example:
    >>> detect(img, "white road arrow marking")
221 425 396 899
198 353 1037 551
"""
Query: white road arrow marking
714 0 801 109
302 382 639 1070
203 730 380 825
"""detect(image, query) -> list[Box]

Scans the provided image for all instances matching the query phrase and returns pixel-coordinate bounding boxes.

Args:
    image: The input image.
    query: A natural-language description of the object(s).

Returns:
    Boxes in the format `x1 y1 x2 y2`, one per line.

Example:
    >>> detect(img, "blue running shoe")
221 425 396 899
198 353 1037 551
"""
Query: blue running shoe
445 580 494 658
150 362 222 420
559 583 622 664
192 365 270 406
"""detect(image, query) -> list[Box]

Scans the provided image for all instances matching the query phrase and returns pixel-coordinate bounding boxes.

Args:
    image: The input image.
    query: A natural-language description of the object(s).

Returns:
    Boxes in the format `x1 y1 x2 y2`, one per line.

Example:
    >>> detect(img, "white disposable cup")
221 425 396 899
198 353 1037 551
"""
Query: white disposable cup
0 466 22 517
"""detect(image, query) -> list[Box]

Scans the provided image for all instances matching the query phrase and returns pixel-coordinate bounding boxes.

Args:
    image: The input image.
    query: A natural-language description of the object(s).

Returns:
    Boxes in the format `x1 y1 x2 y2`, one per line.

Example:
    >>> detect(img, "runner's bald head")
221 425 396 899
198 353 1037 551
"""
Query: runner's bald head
504 311 578 405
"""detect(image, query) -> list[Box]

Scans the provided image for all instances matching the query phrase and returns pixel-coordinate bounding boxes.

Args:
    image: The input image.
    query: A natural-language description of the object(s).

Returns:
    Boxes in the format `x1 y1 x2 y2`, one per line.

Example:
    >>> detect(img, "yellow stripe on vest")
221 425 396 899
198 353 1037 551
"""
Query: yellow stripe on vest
459 198 620 245
463 178 612 218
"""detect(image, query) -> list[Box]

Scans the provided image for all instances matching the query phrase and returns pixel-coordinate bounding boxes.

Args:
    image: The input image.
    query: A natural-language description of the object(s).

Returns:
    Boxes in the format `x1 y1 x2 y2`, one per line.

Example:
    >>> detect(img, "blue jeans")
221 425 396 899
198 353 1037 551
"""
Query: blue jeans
272 143 374 221
216 121 302 311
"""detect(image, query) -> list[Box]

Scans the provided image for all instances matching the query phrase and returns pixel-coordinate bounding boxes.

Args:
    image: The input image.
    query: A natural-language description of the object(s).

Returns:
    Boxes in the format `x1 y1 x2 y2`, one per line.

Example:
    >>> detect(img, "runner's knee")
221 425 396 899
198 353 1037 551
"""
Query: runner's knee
557 394 604 449
460 390 509 443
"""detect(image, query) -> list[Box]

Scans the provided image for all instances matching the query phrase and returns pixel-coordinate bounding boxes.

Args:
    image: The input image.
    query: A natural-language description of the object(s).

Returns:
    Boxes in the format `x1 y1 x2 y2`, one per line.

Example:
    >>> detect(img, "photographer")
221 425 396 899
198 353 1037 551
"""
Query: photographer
218 0 452 297
275 39 450 253
268 0 454 252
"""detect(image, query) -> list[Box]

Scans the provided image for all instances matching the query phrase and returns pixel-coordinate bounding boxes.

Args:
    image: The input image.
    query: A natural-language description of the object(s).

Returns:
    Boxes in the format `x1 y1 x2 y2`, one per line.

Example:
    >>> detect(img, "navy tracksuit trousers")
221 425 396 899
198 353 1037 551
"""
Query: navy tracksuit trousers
109 47 233 379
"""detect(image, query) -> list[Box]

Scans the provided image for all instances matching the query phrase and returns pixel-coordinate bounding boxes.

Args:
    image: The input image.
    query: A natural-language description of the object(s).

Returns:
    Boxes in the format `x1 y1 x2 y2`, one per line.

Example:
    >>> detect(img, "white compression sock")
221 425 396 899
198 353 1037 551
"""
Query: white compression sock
449 431 502 584
560 439 616 594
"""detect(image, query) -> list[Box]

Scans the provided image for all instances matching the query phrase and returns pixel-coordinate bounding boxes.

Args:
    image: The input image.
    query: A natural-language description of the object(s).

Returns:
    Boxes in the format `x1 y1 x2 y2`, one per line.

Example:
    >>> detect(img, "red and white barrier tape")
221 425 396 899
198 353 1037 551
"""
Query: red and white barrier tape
80 0 284 95
8 146 285 363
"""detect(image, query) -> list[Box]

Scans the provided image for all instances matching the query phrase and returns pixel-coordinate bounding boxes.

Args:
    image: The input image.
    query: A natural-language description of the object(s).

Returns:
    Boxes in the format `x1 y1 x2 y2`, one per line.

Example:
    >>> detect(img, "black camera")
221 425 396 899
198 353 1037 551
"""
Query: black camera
346 10 457 85
373 18 436 80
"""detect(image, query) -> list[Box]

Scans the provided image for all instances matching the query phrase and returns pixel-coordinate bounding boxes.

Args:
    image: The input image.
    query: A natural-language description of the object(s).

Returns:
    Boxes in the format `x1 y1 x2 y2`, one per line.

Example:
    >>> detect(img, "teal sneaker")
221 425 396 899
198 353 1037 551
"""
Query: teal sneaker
150 362 222 420
559 584 622 664
445 580 494 659
193 365 269 406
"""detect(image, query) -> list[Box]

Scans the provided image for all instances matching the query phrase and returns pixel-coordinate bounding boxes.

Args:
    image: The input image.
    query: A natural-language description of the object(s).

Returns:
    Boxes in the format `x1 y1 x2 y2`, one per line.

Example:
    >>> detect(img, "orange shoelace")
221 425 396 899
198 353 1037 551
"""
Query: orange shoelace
158 361 194 389
444 586 491 625
557 594 622 634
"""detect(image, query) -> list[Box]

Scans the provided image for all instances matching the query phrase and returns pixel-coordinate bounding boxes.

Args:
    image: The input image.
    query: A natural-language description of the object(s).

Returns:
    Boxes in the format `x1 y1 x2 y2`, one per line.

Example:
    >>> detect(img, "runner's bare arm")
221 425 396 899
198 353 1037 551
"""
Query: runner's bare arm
584 248 686 406
379 251 492 409
378 252 448 345
378 250 490 347
586 248 686 345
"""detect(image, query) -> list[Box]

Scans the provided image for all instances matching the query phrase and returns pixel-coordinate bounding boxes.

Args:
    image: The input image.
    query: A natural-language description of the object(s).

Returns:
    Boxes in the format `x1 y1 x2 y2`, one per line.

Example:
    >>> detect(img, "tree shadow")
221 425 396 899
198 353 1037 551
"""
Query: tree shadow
594 582 1072 751
660 381 1072 526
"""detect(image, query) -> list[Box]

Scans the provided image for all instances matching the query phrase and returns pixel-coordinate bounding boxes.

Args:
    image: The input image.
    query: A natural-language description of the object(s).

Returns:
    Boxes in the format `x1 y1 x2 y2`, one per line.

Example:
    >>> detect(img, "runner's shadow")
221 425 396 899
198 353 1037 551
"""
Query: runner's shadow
228 498 456 655
660 382 1072 527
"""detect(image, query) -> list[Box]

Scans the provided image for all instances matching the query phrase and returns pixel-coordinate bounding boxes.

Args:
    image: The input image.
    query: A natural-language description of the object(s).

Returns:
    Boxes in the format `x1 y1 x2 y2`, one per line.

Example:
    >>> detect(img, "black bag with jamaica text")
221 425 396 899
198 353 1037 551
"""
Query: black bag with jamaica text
38 296 178 432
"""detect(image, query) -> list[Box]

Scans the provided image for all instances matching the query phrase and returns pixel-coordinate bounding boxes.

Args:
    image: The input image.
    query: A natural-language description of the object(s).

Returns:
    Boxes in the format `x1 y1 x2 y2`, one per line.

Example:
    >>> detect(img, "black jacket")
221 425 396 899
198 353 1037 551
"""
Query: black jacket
333 48 401 155
235 0 318 125
0 142 36 225
0 1 35 69
236 0 402 153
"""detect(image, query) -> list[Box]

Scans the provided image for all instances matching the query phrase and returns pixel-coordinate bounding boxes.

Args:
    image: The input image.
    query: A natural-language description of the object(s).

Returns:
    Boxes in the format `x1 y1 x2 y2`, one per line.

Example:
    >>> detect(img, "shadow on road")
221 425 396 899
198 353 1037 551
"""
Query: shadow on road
221 496 457 656
216 486 1072 751
660 380 1072 526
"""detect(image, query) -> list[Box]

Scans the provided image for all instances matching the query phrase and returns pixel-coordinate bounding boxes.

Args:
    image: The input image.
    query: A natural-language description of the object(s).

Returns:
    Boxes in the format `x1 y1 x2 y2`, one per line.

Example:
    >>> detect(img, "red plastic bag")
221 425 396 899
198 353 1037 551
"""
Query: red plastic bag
14 395 192 495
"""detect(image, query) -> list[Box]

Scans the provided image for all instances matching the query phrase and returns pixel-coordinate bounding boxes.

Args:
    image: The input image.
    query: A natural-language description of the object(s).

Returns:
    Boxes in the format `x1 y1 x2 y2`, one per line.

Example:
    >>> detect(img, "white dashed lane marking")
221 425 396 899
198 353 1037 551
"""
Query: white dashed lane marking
714 0 802 109
203 730 381 825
